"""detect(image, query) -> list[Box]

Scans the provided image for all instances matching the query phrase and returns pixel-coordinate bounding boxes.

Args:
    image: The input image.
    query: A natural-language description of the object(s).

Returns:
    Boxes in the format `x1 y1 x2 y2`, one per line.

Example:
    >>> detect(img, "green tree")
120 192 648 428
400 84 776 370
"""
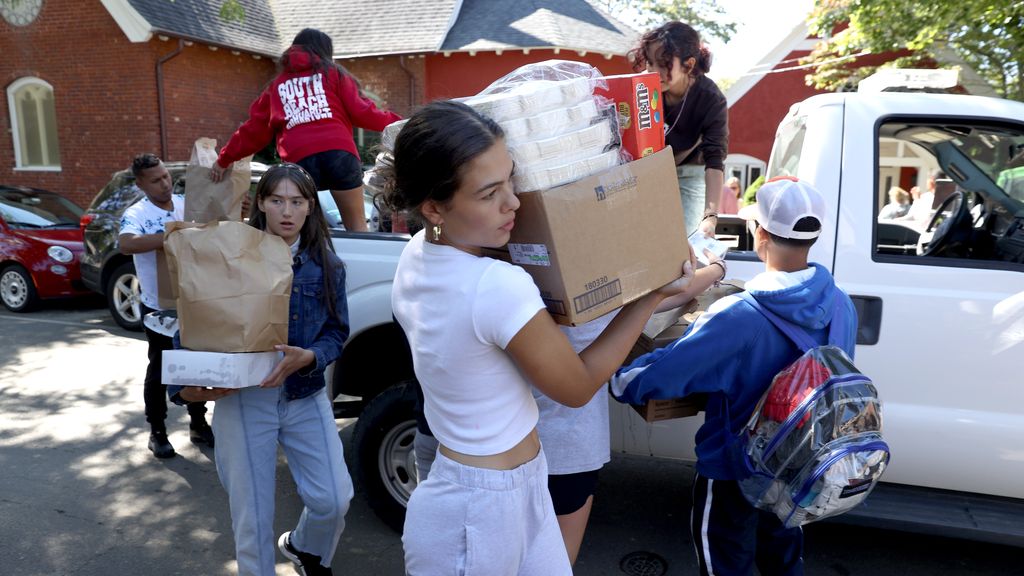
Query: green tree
741 174 764 207
593 0 737 42
0 0 246 22
803 0 1024 101
216 0 245 23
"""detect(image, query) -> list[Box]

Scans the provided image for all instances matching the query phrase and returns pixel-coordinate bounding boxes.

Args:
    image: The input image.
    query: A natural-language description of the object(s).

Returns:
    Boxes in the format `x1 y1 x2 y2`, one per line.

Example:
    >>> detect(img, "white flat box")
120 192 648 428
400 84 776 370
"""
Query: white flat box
162 350 283 389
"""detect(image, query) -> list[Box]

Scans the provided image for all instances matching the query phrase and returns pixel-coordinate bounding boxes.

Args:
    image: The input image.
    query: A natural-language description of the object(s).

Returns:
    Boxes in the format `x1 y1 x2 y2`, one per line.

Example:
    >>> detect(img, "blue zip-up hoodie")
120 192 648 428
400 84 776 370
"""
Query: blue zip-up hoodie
611 263 857 480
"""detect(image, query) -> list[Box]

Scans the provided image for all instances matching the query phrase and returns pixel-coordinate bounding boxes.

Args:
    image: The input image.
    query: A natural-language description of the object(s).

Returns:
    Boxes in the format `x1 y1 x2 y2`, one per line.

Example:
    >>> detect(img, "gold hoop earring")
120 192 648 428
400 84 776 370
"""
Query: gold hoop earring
432 224 442 241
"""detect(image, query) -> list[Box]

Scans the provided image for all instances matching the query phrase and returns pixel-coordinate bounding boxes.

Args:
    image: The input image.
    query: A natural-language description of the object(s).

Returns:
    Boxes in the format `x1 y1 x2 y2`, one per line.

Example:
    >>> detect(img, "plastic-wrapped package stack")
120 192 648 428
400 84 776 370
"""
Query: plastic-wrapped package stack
466 61 622 192
380 60 623 193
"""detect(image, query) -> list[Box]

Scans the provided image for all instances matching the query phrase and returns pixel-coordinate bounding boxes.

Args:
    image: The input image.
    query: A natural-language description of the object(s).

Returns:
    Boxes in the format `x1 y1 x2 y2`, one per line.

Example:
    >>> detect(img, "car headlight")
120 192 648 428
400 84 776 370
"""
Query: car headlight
47 245 74 263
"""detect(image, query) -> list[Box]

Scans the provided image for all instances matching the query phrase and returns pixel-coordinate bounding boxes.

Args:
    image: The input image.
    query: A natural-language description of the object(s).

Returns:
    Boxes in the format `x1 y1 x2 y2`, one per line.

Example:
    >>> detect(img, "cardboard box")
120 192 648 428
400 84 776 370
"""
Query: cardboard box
161 349 283 389
488 147 688 326
595 72 666 160
632 396 706 422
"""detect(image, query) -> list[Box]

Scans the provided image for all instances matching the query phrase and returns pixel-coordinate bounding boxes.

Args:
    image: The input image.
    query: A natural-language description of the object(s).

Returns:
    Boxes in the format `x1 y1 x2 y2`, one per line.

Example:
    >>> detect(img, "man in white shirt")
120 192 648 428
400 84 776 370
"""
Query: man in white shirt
118 154 212 458
897 169 946 229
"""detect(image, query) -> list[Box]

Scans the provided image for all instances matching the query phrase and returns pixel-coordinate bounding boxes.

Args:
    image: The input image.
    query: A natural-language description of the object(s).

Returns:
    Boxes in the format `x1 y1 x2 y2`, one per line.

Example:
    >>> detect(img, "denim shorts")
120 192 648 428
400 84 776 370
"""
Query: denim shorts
297 149 363 191
677 163 707 236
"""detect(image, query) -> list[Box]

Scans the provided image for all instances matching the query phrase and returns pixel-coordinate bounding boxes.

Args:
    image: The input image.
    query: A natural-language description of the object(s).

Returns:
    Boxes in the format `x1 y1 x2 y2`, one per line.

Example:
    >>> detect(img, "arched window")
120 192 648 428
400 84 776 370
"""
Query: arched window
6 77 61 170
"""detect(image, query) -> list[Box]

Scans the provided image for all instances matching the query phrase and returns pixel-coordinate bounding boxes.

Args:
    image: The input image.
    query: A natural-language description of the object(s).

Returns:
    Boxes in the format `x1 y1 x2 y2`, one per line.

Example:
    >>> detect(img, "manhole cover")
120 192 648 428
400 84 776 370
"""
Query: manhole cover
619 550 668 576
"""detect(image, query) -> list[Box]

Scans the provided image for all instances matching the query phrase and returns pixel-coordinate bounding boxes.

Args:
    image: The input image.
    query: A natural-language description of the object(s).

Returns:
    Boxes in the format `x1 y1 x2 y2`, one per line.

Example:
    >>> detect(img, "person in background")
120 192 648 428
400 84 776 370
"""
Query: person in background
382 100 724 575
897 169 945 228
611 177 857 576
878 186 911 220
169 164 353 576
631 21 728 239
720 176 741 215
211 28 401 232
118 153 212 459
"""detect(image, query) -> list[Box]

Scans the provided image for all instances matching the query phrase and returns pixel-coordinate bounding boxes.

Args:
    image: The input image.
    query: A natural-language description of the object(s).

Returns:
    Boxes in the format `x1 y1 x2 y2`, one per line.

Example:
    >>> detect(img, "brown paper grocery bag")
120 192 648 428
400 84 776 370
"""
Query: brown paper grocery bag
183 137 251 222
164 220 292 352
156 221 203 309
155 250 176 310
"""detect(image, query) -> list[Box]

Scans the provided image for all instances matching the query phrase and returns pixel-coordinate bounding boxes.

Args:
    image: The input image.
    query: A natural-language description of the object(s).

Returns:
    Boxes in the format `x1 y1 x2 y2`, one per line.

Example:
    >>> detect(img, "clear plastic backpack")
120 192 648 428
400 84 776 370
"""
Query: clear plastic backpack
734 293 890 528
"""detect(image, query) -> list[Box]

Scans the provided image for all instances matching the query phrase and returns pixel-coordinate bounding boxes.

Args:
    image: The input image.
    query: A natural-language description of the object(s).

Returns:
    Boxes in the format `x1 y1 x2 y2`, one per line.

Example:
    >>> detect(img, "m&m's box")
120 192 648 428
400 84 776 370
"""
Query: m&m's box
595 72 665 160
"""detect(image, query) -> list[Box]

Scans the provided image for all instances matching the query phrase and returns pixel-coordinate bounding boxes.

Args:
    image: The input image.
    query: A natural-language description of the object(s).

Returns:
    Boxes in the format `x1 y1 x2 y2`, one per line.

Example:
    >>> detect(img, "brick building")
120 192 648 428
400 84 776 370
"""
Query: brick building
2 0 637 207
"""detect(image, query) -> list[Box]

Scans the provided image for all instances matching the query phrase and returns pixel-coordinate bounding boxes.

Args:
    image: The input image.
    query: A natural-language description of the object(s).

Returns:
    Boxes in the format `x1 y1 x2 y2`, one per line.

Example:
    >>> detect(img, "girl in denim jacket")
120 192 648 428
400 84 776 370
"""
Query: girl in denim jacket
170 163 351 576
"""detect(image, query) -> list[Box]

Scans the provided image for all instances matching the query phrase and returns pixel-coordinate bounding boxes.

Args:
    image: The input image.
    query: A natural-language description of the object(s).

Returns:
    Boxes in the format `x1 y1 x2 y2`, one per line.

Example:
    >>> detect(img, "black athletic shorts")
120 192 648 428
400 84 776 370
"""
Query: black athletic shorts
548 469 600 515
296 149 363 191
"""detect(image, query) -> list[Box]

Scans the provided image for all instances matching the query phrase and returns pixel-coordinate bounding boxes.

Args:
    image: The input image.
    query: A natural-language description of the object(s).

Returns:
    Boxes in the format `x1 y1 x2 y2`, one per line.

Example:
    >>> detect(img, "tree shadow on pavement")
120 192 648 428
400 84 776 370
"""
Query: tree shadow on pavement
0 377 245 575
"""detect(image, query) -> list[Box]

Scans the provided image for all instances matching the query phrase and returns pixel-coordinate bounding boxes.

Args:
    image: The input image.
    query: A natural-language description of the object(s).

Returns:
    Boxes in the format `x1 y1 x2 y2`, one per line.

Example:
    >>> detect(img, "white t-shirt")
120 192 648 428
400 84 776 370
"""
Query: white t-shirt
532 313 616 475
392 231 546 456
119 194 184 310
903 191 934 229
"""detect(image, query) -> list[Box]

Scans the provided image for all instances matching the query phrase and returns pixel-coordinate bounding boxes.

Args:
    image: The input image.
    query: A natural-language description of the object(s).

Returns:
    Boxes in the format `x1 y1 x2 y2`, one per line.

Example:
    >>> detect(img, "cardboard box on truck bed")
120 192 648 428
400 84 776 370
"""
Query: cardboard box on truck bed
632 397 706 422
488 146 688 326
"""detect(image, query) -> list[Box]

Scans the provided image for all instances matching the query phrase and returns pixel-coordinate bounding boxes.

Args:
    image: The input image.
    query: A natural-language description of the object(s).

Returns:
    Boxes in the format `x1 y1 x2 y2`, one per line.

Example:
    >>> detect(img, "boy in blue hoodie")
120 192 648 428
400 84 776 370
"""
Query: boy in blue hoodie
611 177 857 576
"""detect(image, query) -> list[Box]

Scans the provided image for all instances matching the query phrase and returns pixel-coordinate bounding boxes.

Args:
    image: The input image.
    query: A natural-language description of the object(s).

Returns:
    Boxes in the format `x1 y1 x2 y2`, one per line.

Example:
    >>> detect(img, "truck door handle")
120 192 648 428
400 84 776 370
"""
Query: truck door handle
850 295 882 345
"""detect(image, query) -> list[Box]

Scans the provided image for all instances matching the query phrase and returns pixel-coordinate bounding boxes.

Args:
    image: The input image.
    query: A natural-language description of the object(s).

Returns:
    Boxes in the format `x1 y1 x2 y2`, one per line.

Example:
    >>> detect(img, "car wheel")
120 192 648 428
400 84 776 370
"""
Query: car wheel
351 381 420 533
0 265 39 312
107 261 142 331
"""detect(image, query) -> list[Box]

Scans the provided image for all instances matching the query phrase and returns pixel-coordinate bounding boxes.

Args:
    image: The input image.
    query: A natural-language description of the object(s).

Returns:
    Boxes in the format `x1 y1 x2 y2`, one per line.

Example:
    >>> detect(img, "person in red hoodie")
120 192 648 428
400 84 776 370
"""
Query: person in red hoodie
211 28 402 231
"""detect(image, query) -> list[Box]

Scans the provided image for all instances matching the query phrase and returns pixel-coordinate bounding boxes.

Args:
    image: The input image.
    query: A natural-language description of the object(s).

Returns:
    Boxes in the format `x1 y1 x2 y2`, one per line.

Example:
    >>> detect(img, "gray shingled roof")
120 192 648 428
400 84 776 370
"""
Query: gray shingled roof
119 0 636 58
127 0 282 57
441 0 638 54
271 0 461 58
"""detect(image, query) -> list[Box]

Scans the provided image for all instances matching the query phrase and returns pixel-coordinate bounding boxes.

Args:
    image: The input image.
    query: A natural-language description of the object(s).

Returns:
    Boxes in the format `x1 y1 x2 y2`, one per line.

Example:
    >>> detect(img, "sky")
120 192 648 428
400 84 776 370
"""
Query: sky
617 0 817 82
705 0 816 81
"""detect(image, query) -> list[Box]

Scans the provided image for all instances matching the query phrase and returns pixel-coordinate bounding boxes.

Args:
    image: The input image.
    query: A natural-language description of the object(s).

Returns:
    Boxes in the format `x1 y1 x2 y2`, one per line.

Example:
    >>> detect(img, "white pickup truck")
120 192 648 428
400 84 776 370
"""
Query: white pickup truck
330 91 1024 543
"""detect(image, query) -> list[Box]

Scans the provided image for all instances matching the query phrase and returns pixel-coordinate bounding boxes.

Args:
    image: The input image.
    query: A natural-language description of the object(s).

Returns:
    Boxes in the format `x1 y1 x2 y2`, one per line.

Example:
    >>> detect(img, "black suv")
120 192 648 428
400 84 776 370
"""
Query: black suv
79 162 269 330
80 162 362 330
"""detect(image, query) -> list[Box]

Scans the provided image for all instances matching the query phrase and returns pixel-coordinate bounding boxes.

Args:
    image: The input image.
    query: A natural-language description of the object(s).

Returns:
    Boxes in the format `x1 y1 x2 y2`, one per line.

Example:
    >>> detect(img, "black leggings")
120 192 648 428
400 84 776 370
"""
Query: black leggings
140 305 206 430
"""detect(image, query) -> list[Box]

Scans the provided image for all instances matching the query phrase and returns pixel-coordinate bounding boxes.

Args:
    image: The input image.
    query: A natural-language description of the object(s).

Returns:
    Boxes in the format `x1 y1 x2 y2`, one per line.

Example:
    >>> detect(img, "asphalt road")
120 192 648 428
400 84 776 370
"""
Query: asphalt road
1 298 1019 575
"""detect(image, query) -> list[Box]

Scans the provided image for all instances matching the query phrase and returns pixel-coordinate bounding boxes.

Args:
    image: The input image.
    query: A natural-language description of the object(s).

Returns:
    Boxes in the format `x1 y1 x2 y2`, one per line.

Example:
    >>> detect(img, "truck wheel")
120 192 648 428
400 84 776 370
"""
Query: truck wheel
351 381 419 533
107 261 142 331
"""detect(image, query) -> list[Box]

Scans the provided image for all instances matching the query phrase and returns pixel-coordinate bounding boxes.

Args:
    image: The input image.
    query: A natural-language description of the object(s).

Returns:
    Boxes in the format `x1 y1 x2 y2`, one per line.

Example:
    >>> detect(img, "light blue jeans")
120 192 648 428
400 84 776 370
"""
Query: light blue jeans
403 447 572 576
213 386 353 576
677 163 707 237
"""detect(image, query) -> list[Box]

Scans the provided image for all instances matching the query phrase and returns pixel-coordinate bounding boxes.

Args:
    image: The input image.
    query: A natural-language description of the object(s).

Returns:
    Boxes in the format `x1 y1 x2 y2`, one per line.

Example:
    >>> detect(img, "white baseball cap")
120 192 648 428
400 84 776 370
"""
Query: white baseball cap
737 176 826 240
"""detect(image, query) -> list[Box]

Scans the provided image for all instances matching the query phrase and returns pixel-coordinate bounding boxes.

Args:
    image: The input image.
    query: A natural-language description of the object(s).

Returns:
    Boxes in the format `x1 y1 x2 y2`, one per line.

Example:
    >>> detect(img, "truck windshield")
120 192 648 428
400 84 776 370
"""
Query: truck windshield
767 115 806 178
898 124 1024 204
964 128 1024 203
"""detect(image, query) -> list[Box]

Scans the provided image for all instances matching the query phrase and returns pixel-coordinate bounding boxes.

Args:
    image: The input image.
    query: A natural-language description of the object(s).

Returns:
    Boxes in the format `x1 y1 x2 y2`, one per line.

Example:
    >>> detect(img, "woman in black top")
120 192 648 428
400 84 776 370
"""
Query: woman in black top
631 22 728 239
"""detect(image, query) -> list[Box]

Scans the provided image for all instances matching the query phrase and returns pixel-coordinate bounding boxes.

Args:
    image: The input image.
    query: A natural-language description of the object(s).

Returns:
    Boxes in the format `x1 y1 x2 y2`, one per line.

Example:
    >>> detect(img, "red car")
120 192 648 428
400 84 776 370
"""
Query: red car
0 186 92 312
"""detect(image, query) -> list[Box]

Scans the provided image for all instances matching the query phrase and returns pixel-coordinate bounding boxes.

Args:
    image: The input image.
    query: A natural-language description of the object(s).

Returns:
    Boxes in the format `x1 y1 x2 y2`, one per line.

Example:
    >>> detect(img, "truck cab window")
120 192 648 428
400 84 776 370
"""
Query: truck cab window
874 120 1024 268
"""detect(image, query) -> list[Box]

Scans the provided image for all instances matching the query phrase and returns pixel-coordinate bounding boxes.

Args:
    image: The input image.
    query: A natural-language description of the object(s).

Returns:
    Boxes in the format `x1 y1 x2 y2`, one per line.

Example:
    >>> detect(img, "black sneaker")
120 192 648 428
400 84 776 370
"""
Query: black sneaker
278 531 333 576
148 431 176 459
189 421 215 448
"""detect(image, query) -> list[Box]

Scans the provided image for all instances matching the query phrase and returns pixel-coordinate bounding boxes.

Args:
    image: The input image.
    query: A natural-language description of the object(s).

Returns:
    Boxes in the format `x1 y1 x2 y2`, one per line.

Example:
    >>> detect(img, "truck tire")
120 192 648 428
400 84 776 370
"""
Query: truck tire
351 381 419 533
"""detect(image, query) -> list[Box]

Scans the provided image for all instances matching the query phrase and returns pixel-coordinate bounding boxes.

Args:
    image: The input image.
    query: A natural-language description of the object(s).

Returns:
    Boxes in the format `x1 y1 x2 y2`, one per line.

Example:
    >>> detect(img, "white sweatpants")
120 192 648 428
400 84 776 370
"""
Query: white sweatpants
402 447 572 576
